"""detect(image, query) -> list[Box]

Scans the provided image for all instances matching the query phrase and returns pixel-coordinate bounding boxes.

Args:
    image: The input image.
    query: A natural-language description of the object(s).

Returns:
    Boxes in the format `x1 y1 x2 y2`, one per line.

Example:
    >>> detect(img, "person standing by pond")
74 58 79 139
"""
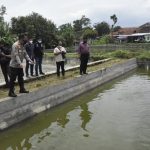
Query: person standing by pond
8 34 34 97
54 41 66 77
0 39 11 87
25 38 34 77
34 39 45 76
77 37 90 75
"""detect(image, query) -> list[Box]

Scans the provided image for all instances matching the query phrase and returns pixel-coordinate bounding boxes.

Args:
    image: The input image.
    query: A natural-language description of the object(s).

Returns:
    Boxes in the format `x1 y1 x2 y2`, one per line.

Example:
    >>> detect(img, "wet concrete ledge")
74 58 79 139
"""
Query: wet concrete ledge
0 58 137 130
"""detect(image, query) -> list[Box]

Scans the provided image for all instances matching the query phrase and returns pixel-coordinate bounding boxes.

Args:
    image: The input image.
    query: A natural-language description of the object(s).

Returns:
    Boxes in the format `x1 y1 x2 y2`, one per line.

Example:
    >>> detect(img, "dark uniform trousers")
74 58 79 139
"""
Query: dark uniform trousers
56 61 65 76
80 53 89 74
9 67 25 93
0 62 10 86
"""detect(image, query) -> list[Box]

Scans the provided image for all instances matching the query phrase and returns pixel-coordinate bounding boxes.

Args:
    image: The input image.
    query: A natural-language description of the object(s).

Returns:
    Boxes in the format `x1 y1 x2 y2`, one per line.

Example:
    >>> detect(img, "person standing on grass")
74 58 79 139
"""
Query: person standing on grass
8 34 34 97
0 39 11 87
34 38 45 76
77 37 90 75
25 38 34 77
54 41 66 77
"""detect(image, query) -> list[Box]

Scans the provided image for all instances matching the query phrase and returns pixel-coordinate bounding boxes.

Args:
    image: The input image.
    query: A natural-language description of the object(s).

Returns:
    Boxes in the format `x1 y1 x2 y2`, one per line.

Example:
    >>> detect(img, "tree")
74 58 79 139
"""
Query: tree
110 14 117 29
113 26 121 32
0 5 13 45
94 21 110 36
82 28 97 39
110 14 118 40
73 15 91 40
0 5 7 37
10 12 57 48
58 23 74 46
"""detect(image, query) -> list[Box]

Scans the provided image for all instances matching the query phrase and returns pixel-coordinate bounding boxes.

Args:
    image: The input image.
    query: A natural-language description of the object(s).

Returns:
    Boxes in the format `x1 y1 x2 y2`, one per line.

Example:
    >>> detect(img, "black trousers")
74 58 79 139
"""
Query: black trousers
35 56 43 75
0 62 10 85
9 67 25 93
56 61 65 76
80 53 89 74
25 59 34 76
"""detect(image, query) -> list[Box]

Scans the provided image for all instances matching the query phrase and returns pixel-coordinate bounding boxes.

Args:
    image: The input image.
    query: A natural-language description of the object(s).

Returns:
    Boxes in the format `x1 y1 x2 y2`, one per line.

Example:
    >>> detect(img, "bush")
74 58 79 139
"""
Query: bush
137 51 150 61
112 50 134 59
92 35 114 45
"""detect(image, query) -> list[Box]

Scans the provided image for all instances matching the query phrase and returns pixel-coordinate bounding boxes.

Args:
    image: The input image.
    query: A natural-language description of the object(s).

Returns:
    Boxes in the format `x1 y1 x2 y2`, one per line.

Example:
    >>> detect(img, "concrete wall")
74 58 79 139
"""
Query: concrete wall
0 58 137 130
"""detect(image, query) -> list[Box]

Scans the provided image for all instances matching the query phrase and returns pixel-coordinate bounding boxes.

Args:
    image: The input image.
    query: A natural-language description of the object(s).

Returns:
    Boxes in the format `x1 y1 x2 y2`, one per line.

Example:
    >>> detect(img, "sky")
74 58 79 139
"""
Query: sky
1 0 150 27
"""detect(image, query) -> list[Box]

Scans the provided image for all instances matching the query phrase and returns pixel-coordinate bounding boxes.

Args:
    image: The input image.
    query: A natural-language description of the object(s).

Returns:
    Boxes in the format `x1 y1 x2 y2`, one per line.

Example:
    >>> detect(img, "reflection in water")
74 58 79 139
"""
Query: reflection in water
0 68 150 150
80 104 92 131
57 112 70 128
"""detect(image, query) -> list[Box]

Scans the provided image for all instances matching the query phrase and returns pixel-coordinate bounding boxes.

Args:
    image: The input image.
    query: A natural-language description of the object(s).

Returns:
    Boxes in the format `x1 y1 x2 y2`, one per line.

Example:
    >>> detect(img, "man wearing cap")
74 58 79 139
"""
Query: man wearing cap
8 34 34 97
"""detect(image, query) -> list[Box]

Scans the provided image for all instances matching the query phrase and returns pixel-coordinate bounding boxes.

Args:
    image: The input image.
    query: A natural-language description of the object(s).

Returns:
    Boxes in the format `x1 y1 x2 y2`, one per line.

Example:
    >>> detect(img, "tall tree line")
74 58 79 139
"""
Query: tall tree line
1 5 120 48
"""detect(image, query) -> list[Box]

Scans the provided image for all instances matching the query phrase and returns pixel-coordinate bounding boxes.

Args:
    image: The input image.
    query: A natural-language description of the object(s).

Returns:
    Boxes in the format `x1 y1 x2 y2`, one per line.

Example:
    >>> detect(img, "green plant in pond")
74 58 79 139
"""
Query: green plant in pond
112 50 135 59
136 51 150 61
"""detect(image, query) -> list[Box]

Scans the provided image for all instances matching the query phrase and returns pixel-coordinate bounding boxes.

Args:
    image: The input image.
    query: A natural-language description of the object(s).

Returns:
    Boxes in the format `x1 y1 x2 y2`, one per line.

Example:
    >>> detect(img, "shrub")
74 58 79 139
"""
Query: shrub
137 51 150 61
112 50 134 59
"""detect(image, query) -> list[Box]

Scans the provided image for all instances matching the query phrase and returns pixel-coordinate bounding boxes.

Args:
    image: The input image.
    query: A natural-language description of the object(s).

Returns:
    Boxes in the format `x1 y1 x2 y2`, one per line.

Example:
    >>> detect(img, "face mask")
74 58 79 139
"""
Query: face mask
38 40 42 43
29 40 33 44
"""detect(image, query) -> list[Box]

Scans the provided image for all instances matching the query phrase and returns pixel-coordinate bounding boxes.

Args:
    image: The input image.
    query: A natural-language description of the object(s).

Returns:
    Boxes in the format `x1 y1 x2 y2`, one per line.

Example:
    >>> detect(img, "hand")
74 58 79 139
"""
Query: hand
29 61 35 65
1 52 5 56
20 64 23 68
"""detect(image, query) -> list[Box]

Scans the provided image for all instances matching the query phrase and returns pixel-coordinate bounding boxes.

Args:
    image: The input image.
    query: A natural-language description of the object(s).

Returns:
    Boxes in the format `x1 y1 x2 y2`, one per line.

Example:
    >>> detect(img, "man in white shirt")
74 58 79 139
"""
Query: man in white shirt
54 41 66 77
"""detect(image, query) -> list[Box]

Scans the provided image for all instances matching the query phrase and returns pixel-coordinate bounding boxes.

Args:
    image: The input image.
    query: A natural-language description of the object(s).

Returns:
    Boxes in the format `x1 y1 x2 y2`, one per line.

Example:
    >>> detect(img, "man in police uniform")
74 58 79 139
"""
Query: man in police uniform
8 34 34 97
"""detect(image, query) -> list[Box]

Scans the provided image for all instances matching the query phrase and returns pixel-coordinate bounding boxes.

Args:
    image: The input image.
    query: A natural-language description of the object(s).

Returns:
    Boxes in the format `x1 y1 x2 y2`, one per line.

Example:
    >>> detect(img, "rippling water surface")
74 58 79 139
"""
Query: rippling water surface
0 68 150 150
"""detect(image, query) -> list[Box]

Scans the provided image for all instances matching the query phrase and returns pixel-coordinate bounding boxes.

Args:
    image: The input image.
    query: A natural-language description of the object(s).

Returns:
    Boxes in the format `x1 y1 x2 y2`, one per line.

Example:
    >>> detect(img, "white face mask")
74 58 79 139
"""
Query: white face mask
29 40 33 44
38 40 42 43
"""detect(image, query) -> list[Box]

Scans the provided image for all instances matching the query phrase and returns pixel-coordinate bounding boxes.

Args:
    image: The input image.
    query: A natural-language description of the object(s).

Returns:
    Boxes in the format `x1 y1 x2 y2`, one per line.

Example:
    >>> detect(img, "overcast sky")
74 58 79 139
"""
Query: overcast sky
1 0 150 27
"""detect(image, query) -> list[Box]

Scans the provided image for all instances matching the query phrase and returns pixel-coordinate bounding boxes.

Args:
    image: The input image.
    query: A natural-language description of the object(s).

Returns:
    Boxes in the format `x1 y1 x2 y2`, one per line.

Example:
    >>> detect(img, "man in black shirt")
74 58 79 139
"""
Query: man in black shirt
33 39 45 76
25 38 34 77
0 39 11 87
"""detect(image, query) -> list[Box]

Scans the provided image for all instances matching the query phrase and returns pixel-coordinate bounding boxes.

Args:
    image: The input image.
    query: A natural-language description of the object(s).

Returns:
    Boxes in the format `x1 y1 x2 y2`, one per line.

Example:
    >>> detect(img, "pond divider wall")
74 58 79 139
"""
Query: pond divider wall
0 58 137 130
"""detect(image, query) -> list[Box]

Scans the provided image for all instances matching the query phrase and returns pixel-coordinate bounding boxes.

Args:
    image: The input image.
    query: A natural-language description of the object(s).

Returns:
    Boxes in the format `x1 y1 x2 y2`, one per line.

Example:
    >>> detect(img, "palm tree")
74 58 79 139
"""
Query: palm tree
110 14 118 39
110 14 117 29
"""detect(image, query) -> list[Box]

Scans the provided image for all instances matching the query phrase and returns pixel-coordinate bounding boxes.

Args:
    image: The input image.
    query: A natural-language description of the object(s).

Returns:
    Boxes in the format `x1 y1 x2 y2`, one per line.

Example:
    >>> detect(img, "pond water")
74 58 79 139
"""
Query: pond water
0 68 150 150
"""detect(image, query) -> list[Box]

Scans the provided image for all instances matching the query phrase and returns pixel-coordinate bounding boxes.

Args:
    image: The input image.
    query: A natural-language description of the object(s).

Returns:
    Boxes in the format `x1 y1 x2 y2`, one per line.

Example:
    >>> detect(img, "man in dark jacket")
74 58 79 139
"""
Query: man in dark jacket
25 38 34 77
34 39 45 76
0 40 11 87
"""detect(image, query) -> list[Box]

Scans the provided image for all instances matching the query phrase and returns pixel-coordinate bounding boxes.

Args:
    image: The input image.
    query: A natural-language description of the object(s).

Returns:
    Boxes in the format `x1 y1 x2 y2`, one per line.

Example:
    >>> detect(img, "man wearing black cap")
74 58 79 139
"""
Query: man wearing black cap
8 34 34 97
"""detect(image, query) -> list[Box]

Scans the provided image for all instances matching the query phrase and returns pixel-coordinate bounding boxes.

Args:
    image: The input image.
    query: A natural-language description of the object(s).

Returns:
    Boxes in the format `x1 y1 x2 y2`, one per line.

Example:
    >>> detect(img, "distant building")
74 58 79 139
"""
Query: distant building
113 22 150 43
113 27 139 36
139 22 150 33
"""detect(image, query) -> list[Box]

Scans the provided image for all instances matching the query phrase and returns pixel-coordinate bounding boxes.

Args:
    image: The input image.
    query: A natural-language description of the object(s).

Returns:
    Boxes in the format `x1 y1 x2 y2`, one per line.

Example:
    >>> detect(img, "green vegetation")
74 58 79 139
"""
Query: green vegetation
92 35 113 45
136 51 150 61
45 48 150 61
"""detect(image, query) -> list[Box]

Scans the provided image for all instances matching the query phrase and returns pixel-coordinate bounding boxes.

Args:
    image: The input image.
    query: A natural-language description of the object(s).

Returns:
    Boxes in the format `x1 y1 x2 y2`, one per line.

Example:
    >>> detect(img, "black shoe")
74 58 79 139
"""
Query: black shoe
19 89 29 93
8 92 17 97
40 72 45 75
83 72 88 75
